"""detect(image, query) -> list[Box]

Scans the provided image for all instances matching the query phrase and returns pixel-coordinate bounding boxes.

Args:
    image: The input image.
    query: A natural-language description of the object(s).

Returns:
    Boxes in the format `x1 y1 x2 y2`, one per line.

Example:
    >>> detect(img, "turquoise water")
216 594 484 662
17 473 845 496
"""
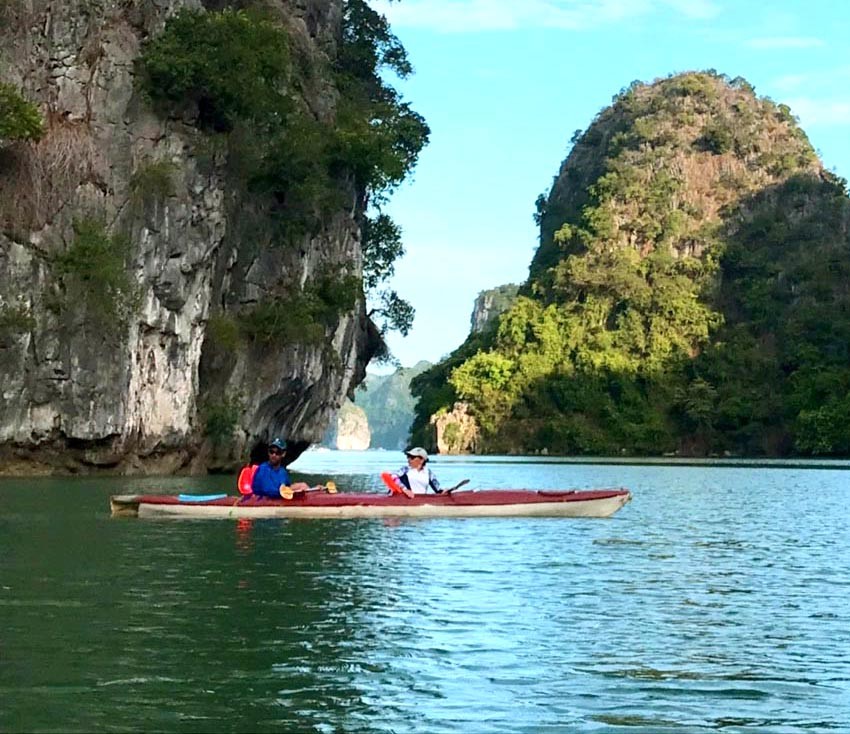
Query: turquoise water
1 452 848 733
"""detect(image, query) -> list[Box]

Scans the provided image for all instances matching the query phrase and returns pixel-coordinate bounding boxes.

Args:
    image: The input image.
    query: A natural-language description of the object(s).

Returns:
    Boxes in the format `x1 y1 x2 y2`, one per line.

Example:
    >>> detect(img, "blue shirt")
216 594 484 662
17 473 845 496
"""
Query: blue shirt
252 462 291 498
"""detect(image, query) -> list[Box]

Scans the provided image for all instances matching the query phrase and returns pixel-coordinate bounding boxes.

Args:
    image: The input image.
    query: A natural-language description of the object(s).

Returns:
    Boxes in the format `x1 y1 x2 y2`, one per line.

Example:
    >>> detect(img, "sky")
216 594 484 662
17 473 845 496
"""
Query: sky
367 0 850 371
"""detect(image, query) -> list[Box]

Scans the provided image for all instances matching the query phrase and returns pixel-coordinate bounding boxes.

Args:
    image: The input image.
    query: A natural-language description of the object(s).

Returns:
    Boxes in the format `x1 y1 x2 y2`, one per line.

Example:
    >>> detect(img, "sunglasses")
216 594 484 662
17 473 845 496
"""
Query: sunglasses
406 454 422 460
268 448 283 455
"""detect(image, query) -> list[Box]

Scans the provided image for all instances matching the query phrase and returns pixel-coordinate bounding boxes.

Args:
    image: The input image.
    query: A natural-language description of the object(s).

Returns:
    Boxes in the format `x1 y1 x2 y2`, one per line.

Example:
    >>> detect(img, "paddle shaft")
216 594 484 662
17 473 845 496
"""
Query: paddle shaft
280 482 337 500
443 479 470 495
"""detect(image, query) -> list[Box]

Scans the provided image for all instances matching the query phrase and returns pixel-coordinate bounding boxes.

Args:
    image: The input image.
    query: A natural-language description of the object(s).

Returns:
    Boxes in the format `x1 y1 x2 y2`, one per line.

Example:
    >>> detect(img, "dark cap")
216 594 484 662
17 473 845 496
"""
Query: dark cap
269 438 287 451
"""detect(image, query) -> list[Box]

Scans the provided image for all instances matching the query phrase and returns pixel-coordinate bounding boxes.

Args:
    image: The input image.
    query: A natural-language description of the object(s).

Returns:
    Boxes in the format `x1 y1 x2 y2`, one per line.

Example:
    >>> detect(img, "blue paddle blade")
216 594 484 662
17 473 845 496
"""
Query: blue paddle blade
177 493 228 503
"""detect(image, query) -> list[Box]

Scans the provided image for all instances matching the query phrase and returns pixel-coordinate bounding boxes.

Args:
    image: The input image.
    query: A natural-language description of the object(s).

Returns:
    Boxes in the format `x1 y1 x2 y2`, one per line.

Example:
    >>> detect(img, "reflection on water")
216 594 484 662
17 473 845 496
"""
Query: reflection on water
1 456 849 733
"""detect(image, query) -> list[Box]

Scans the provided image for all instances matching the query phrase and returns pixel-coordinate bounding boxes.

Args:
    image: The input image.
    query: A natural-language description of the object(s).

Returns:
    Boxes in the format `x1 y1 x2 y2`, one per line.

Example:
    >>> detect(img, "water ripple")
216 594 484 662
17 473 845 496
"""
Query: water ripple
1 462 849 732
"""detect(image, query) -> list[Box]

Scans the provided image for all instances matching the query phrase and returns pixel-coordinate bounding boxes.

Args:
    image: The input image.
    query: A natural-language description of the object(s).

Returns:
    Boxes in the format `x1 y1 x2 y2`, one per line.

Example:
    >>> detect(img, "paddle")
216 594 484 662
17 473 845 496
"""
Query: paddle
280 481 338 501
443 479 470 495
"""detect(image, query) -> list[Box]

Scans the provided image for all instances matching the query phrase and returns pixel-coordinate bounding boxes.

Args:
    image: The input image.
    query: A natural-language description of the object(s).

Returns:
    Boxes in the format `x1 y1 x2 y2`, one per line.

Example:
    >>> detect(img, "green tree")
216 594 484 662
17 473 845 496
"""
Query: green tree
362 213 403 290
334 0 429 343
450 351 518 434
138 4 429 344
362 212 412 337
139 9 291 133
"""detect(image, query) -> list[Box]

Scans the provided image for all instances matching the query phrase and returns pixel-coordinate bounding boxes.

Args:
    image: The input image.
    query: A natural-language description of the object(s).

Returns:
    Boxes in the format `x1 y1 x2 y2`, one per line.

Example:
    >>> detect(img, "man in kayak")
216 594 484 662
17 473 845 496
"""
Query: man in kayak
392 447 443 495
251 438 309 498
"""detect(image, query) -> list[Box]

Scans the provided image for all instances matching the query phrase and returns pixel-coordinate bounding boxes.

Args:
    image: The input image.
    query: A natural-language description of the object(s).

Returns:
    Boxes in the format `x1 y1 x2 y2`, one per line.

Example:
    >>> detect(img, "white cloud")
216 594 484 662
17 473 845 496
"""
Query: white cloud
371 0 719 33
746 36 825 49
770 66 850 95
785 97 850 126
660 0 719 20
772 73 809 91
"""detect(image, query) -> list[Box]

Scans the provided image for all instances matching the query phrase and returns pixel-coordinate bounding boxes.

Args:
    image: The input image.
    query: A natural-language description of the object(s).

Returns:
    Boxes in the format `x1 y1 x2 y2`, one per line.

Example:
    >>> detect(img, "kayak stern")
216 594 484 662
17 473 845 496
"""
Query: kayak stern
110 494 141 518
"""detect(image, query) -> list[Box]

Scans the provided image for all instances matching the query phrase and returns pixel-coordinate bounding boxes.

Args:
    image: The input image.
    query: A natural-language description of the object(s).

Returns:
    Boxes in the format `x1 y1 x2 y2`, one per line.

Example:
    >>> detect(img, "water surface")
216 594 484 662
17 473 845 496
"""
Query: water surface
1 453 848 732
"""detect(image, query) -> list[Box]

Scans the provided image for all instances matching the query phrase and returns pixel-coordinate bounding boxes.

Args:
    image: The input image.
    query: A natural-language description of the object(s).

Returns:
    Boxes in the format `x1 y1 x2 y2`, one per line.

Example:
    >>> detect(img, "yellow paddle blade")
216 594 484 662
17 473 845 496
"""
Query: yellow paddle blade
280 485 294 500
325 481 337 494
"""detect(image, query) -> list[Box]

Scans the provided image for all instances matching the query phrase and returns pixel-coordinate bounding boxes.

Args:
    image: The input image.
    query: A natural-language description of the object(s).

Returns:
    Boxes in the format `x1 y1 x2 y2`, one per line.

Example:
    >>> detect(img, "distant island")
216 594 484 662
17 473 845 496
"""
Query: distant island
324 283 523 451
410 71 850 458
323 361 432 450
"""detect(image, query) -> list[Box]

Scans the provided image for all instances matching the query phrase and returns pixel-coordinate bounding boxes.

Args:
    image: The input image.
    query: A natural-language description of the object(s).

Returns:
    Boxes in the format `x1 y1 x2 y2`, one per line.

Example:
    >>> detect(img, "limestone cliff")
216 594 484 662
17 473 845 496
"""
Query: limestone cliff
325 400 370 450
469 284 518 334
431 401 478 455
321 361 430 450
0 1 388 474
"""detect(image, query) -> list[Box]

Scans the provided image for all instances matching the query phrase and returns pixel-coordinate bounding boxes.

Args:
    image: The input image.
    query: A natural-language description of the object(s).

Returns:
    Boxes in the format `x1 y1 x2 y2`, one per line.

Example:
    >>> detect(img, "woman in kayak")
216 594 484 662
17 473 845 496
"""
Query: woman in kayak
252 438 309 498
392 447 443 495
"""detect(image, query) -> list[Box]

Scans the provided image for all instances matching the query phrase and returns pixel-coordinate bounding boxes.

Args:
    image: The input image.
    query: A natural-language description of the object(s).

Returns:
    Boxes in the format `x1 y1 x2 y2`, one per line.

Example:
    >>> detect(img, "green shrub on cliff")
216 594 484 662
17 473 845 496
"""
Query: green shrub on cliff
0 299 35 341
53 219 140 330
0 81 44 143
238 271 362 345
129 159 178 207
138 2 428 218
138 9 291 133
202 393 243 447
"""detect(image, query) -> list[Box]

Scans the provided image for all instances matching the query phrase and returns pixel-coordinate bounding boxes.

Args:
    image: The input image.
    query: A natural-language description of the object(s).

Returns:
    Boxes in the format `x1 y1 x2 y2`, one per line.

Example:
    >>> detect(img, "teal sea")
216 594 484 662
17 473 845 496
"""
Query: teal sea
1 452 848 733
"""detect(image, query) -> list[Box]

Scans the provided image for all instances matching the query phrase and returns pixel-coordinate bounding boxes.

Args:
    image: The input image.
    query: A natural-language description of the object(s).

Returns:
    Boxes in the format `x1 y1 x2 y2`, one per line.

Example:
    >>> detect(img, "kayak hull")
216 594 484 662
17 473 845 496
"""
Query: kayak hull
111 488 631 519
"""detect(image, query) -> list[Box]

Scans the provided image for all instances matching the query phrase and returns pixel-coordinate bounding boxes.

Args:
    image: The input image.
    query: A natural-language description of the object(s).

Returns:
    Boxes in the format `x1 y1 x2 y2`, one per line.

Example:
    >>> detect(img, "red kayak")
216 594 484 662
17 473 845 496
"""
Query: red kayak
110 488 631 519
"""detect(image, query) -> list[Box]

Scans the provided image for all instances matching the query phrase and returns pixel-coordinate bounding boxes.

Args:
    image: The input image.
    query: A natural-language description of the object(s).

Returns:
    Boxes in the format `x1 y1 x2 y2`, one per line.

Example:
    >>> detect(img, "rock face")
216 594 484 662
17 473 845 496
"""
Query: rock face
353 361 431 449
321 361 431 450
469 284 518 334
431 402 479 455
0 1 379 474
331 401 370 451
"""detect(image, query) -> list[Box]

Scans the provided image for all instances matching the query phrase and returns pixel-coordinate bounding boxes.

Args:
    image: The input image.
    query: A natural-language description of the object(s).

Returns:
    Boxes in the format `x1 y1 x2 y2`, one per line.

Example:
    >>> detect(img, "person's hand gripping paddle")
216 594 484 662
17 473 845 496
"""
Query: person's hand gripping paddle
280 481 338 500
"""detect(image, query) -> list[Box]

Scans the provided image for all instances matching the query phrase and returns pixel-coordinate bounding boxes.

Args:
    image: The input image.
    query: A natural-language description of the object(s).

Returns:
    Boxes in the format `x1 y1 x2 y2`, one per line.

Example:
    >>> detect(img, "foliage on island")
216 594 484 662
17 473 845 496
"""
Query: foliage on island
137 2 429 345
411 71 850 457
